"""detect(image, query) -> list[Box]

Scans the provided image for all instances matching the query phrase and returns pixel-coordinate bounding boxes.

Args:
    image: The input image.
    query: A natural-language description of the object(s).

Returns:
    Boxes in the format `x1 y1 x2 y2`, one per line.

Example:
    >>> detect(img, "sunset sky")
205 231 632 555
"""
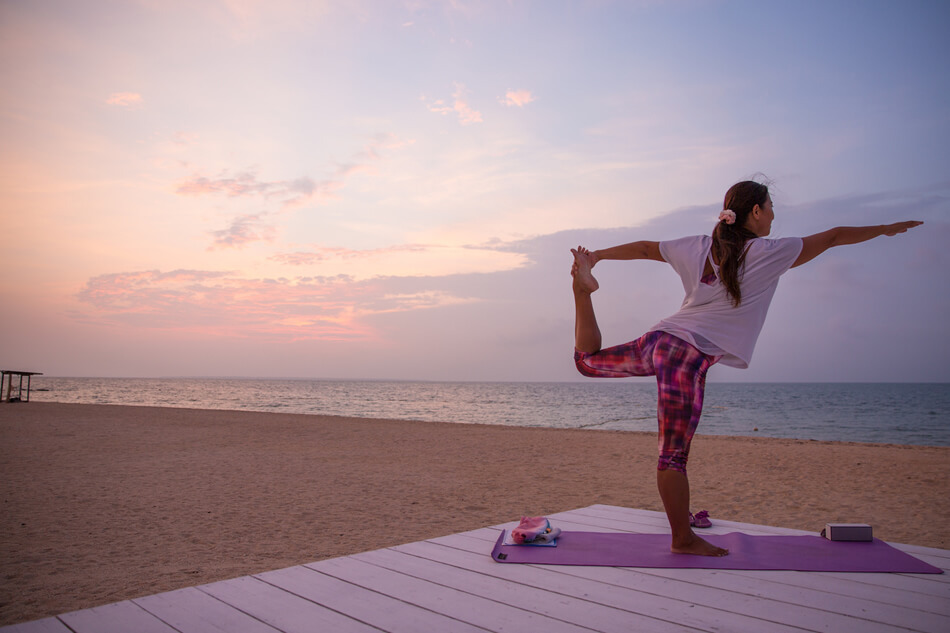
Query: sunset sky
1 0 947 382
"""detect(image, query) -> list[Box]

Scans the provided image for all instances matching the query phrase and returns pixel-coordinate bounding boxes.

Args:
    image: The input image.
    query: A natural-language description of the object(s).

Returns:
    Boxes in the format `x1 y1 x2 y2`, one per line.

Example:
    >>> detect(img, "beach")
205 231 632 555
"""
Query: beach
1 403 948 626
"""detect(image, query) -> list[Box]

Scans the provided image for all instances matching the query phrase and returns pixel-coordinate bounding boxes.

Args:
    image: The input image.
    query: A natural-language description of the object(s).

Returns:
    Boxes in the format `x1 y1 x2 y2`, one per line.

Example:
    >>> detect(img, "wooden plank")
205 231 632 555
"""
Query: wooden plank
390 539 807 633
546 562 917 633
257 564 486 633
431 526 505 545
0 618 73 633
353 544 703 633
134 586 281 633
198 575 379 633
306 553 595 633
687 567 950 615
58 601 179 633
555 505 671 530
629 567 949 633
816 571 950 597
425 528 914 633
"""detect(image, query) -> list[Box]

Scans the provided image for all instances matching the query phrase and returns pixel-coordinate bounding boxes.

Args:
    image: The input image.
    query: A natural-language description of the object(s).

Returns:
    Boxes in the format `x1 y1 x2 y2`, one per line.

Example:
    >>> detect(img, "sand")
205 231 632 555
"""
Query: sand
1 402 947 625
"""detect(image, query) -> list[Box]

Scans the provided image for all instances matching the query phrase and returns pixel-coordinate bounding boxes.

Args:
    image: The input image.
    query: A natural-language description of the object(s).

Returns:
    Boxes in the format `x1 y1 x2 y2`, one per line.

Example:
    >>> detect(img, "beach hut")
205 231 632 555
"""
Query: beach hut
0 370 43 402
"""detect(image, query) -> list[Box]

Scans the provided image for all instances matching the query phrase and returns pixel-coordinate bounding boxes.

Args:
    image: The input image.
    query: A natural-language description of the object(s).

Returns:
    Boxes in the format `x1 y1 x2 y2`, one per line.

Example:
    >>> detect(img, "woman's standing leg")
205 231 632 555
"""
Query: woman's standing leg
653 334 728 556
657 471 728 554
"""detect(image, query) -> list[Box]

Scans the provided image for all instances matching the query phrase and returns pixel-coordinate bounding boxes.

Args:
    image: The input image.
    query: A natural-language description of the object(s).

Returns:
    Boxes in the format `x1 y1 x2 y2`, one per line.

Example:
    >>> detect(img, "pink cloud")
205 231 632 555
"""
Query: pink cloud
180 135 411 249
209 213 277 249
424 83 483 125
178 136 409 208
500 89 534 107
268 251 327 266
269 243 430 265
77 270 230 312
75 269 469 341
76 270 372 340
176 171 328 208
106 92 143 108
425 98 453 116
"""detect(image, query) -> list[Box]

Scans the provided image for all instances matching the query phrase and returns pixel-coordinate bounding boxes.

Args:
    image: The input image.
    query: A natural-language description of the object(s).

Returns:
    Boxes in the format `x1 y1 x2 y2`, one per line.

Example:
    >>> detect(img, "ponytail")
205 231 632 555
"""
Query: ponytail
712 181 769 307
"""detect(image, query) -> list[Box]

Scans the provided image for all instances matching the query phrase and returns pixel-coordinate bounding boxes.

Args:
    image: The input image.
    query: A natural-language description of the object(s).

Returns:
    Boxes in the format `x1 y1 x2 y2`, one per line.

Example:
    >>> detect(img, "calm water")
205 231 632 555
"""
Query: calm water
24 378 950 447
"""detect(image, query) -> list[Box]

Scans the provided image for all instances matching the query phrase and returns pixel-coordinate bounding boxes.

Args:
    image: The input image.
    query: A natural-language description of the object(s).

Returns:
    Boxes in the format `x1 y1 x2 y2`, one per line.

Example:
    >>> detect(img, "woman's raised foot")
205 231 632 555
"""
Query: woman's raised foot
571 247 599 294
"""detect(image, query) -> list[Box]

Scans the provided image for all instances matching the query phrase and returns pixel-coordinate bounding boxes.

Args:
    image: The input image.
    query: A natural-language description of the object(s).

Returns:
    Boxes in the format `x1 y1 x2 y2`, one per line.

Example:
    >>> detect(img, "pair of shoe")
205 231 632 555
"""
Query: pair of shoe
689 510 712 528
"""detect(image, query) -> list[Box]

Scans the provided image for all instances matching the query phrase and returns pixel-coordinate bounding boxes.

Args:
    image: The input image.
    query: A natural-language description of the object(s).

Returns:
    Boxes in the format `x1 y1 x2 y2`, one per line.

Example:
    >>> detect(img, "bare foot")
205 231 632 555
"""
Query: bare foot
671 533 729 557
571 247 599 294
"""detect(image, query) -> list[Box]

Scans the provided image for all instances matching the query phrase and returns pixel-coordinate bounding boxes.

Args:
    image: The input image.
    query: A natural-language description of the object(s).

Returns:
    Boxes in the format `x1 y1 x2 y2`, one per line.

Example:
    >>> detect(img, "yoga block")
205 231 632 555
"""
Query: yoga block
823 523 873 541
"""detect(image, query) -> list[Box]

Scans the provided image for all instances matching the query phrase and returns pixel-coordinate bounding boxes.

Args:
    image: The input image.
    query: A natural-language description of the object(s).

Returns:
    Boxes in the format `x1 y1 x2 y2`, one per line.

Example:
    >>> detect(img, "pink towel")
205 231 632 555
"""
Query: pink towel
511 516 560 544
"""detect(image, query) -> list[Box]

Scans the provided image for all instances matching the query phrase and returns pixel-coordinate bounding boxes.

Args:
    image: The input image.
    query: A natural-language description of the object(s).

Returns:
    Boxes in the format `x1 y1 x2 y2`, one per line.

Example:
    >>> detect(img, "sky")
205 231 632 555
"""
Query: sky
1 0 948 382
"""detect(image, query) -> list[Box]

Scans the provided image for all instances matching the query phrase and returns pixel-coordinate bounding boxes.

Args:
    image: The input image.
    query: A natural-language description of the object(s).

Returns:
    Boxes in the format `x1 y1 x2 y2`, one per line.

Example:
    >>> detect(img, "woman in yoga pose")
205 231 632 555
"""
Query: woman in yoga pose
571 180 922 556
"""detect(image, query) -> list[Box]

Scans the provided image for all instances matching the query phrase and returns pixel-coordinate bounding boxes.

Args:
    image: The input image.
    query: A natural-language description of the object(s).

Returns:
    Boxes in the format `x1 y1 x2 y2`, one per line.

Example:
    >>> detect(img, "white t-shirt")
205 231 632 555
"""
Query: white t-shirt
651 235 803 369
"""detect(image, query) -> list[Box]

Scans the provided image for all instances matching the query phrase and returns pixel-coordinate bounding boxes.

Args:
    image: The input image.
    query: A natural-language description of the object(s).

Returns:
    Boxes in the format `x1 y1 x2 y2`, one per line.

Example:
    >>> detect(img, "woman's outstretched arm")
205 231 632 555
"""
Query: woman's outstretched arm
792 221 923 268
589 240 664 266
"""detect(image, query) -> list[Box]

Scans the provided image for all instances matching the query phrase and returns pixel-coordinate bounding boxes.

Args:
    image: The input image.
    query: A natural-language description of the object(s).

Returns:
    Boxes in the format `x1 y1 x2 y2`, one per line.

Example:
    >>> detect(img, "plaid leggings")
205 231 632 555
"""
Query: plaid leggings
574 331 720 474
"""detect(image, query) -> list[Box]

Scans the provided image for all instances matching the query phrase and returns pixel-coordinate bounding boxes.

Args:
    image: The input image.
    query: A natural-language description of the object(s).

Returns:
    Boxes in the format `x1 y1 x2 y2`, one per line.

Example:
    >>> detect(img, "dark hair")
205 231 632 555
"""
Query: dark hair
712 180 769 307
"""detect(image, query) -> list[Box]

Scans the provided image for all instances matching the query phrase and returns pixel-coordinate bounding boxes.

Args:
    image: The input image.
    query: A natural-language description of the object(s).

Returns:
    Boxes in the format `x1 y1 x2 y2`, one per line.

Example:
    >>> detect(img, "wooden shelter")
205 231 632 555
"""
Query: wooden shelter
1 370 43 402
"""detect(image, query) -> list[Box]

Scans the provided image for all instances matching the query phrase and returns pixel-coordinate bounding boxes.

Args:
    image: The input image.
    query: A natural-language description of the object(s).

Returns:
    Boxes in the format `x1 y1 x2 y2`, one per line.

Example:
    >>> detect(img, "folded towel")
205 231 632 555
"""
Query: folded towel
511 516 561 544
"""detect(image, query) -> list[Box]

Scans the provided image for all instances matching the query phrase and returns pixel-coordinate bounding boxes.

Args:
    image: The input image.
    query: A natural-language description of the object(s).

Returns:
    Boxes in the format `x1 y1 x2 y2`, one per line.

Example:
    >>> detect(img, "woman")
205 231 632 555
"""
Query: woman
571 180 922 556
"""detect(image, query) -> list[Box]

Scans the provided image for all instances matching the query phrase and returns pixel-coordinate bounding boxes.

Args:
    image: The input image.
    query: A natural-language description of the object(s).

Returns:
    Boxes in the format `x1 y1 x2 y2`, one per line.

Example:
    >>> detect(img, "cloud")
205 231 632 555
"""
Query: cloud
272 243 429 262
172 131 198 146
209 213 277 249
266 242 529 279
500 89 534 107
176 171 330 208
178 135 411 206
424 83 483 125
179 134 412 248
75 268 479 341
268 251 328 266
268 243 431 266
106 92 143 108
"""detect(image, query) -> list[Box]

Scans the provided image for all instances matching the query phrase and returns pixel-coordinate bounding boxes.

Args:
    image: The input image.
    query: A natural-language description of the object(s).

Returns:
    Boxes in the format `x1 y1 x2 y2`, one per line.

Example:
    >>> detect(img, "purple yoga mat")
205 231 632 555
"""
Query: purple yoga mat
491 531 943 573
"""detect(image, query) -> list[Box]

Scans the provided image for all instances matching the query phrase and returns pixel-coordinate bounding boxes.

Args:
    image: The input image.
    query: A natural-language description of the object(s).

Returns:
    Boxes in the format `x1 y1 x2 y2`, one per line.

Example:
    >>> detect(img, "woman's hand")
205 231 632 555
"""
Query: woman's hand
572 246 599 267
882 220 924 236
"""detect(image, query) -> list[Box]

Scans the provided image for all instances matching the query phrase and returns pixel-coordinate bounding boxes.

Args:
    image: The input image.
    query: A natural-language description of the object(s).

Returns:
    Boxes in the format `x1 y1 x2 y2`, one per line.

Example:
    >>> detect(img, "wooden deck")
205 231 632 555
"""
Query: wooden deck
4 505 948 632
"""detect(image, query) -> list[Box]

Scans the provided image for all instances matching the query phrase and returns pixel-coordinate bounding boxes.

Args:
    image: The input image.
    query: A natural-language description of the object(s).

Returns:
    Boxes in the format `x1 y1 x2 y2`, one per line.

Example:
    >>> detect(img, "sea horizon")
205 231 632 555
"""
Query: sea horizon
20 370 950 386
16 377 949 448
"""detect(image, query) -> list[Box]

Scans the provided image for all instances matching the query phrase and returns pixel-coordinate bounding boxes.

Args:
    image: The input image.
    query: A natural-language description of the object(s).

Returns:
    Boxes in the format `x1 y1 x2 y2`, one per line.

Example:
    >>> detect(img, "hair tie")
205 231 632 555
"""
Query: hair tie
718 209 737 225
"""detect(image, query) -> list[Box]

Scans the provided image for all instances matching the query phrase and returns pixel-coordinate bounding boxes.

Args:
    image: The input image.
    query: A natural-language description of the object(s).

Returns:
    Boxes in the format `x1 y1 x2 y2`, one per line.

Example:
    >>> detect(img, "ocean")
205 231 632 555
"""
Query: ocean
22 377 950 447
